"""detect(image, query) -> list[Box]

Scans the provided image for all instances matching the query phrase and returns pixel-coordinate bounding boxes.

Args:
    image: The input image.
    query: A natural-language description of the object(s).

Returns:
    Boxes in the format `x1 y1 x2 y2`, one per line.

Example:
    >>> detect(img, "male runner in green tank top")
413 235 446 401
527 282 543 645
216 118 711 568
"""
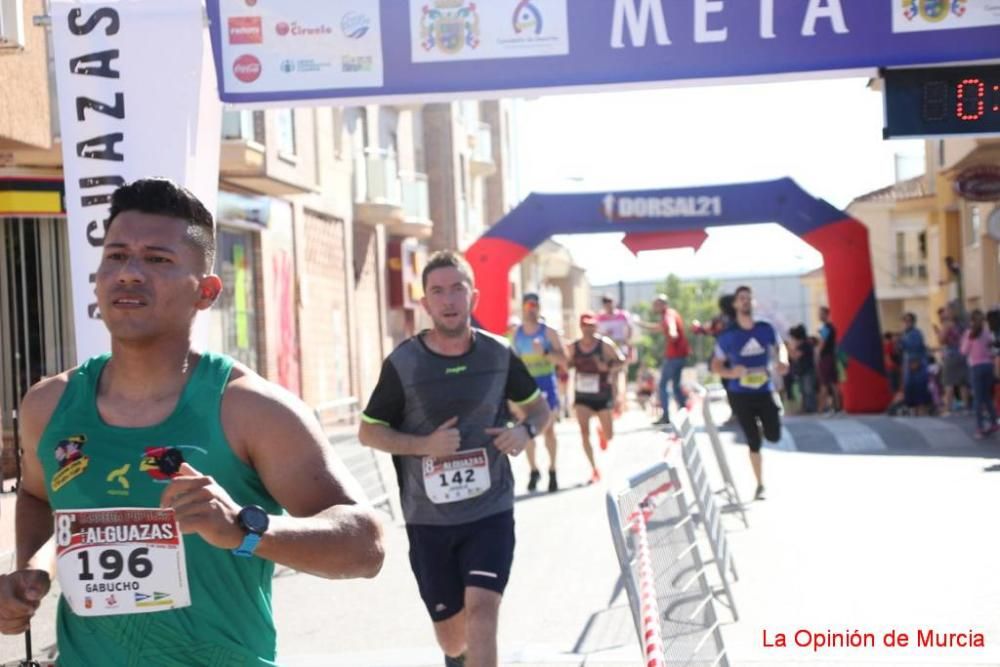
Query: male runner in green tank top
0 178 385 665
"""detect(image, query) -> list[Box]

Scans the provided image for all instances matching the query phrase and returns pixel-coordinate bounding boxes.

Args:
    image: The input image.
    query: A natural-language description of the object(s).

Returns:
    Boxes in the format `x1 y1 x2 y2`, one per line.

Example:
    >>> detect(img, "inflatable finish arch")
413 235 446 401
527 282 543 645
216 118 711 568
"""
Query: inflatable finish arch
466 178 890 413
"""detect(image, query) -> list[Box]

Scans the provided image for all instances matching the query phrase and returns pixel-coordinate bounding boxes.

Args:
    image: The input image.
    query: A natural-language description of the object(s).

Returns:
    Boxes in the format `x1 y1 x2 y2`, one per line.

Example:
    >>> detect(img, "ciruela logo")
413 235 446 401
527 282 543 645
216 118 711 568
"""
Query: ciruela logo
420 0 480 54
51 435 89 491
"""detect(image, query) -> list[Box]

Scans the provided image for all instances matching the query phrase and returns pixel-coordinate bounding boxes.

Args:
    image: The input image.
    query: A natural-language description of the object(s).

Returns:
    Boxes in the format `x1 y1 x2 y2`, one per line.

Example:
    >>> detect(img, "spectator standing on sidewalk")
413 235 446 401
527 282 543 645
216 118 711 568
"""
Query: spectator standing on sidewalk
817 306 842 414
898 312 933 415
788 324 818 414
960 309 998 439
359 251 550 667
637 294 690 426
883 332 902 396
935 304 969 415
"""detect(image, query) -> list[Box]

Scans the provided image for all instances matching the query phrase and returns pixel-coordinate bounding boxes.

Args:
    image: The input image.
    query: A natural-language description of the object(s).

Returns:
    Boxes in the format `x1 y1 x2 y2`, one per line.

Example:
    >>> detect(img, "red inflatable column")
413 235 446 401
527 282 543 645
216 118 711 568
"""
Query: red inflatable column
803 219 892 413
466 237 532 334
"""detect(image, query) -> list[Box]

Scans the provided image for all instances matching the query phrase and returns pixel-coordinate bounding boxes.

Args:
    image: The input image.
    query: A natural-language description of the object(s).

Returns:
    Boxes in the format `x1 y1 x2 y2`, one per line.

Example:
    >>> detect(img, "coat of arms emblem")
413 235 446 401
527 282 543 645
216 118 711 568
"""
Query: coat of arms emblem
902 0 967 22
420 0 480 54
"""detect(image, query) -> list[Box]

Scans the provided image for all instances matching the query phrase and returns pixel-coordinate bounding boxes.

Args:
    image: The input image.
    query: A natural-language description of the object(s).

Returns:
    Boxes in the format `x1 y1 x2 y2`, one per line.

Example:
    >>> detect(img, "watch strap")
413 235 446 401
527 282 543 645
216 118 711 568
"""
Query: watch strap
232 532 262 558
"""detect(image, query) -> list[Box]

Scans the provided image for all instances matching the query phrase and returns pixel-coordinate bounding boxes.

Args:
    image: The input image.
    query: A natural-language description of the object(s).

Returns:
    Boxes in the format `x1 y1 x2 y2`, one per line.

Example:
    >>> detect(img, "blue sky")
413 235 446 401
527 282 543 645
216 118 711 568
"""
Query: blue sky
514 76 925 285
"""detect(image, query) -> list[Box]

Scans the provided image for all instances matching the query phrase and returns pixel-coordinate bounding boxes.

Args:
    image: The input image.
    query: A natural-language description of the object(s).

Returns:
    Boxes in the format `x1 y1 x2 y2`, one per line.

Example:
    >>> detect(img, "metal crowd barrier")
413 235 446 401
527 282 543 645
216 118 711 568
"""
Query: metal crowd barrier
607 462 730 667
692 384 749 528
313 405 395 520
675 409 739 621
329 437 394 519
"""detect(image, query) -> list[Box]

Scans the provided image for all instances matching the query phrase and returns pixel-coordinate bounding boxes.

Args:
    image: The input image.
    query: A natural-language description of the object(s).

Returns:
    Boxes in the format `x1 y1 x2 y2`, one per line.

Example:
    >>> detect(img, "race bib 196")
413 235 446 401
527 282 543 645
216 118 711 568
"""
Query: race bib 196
576 372 600 394
422 448 491 504
55 508 191 617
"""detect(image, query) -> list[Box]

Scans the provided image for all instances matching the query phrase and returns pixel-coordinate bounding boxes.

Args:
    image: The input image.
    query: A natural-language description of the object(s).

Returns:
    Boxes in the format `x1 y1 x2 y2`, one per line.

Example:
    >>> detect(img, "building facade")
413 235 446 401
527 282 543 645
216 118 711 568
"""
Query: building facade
0 7 532 476
847 175 934 337
841 137 1000 343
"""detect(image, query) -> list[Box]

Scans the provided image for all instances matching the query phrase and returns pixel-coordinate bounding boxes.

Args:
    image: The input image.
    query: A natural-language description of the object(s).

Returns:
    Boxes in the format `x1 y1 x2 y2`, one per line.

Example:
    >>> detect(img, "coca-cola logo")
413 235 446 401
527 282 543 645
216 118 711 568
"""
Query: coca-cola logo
954 166 1000 203
232 54 261 83
275 22 290 36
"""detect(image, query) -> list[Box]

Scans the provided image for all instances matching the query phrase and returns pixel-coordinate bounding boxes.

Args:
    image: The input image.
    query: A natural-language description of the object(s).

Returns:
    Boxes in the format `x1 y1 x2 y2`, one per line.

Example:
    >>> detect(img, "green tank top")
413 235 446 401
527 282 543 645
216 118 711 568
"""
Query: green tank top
38 352 281 667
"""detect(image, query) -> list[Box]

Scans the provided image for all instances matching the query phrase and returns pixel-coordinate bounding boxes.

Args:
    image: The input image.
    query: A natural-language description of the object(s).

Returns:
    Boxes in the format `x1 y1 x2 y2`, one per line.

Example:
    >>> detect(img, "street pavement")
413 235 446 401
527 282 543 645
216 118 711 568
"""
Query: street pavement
2 402 1000 666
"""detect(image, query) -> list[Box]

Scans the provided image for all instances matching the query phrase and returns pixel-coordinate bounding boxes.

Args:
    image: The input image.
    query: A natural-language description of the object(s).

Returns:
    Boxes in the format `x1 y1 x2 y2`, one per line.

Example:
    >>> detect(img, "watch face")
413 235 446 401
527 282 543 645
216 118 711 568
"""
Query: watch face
239 506 269 534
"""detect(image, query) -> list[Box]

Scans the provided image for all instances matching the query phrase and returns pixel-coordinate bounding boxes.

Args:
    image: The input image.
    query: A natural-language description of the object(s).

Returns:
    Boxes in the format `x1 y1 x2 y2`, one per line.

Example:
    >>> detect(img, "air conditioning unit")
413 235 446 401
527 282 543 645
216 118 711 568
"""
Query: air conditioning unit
0 0 25 50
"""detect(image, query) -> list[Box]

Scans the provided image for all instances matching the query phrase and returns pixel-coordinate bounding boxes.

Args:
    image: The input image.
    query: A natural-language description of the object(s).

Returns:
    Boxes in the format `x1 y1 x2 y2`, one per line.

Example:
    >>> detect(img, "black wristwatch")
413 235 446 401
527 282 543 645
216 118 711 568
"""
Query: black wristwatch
520 421 537 438
232 505 269 558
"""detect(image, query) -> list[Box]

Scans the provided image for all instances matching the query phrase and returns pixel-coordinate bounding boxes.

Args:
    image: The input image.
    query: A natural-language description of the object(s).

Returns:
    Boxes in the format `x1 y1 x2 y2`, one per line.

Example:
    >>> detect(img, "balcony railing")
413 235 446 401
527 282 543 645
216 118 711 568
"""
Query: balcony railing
466 204 483 234
469 122 495 176
222 110 265 144
400 171 430 222
892 253 928 287
354 148 402 206
473 122 492 164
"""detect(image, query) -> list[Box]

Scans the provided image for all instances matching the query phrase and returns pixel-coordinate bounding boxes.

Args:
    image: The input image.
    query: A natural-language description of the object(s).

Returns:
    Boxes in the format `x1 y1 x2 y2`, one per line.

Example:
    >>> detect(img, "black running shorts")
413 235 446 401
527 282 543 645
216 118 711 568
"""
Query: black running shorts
406 510 515 622
574 395 613 412
728 391 782 452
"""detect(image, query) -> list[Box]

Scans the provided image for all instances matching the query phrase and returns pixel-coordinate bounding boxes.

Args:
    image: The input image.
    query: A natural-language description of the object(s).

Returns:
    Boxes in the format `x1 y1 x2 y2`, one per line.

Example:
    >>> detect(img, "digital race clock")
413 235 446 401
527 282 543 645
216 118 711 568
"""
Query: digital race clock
883 64 1000 139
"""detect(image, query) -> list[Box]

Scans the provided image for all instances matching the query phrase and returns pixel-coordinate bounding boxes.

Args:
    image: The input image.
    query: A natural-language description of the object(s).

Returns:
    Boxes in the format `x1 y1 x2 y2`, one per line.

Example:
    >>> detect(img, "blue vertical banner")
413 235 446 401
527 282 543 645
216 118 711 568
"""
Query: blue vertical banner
207 0 1000 105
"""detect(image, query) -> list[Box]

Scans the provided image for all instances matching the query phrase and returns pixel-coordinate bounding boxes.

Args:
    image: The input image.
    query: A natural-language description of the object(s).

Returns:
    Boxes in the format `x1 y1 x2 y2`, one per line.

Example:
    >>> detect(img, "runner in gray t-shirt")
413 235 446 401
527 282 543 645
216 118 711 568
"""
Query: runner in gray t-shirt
359 250 549 667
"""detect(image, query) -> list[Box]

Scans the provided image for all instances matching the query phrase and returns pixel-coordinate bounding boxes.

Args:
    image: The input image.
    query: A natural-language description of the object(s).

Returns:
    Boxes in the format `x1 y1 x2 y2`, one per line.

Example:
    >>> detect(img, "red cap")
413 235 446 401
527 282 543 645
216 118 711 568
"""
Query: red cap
579 312 597 326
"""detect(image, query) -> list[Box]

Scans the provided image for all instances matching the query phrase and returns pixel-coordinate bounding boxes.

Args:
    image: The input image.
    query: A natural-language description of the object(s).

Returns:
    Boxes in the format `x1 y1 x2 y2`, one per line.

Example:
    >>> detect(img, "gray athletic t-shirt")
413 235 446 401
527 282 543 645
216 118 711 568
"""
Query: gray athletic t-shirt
362 329 539 526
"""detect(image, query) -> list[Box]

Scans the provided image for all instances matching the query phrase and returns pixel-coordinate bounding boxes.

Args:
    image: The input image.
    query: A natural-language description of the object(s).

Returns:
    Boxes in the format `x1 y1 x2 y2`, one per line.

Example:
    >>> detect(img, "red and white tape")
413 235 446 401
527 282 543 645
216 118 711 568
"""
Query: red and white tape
633 509 667 667
626 482 672 667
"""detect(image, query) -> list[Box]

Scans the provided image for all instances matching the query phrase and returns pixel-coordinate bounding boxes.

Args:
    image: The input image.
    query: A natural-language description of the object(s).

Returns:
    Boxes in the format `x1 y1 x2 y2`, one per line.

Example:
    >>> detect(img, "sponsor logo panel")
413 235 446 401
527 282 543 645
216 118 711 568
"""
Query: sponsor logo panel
228 16 262 44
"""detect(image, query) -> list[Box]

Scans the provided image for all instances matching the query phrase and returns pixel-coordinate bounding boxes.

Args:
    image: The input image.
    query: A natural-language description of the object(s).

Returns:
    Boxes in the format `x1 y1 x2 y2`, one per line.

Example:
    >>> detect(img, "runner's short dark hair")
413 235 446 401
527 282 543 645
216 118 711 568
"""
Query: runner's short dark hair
734 285 752 297
108 178 216 269
422 250 475 289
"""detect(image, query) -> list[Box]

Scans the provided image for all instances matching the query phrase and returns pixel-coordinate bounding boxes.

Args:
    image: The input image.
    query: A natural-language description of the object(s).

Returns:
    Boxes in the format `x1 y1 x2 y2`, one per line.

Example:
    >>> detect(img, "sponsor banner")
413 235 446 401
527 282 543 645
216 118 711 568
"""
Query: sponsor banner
893 0 1000 33
410 0 569 63
207 0 1000 105
51 0 220 363
216 0 383 94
